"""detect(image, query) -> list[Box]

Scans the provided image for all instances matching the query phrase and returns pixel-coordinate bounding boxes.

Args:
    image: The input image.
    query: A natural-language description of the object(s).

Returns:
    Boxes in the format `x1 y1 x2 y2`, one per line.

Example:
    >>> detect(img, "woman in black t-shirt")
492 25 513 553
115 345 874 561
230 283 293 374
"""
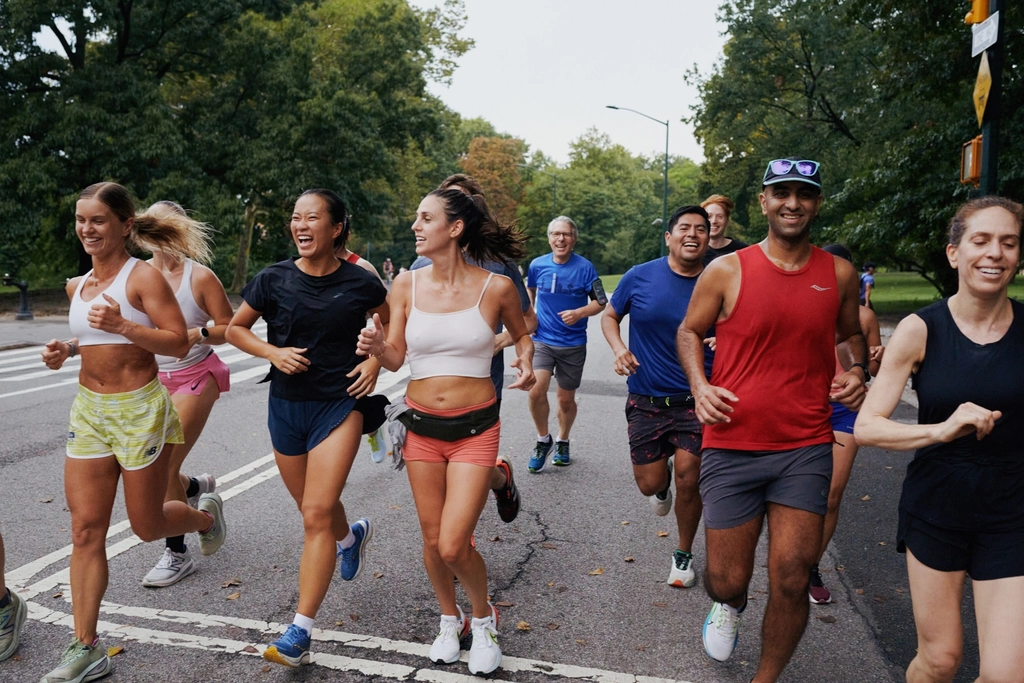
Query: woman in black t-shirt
856 197 1024 683
226 189 389 669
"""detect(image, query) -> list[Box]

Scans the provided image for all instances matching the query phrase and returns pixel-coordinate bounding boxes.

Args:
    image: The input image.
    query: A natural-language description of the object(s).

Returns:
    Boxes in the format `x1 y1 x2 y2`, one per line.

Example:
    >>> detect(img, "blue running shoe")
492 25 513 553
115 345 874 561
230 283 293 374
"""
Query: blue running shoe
552 440 571 466
528 438 553 473
338 518 372 581
263 624 311 667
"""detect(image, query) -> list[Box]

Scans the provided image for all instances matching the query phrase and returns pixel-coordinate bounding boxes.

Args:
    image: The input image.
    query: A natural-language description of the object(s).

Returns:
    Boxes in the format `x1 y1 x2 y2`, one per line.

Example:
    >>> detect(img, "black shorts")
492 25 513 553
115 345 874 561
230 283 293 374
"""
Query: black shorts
624 393 702 466
898 509 1024 581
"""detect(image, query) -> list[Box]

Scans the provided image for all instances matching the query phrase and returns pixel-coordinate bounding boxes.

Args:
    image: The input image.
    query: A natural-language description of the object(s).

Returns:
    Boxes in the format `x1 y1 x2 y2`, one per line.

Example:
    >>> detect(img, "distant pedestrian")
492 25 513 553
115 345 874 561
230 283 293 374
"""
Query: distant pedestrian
526 216 606 471
226 189 389 669
357 187 533 675
601 205 713 589
40 182 227 683
855 197 1024 683
700 194 748 264
143 201 233 589
678 158 868 682
860 261 875 308
0 531 26 663
382 257 395 283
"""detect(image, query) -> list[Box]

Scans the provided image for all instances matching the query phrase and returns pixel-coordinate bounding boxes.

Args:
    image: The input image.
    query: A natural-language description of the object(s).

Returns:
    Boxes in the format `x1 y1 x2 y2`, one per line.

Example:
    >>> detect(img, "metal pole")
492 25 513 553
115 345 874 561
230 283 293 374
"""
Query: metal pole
552 176 557 218
979 0 1003 195
662 121 669 257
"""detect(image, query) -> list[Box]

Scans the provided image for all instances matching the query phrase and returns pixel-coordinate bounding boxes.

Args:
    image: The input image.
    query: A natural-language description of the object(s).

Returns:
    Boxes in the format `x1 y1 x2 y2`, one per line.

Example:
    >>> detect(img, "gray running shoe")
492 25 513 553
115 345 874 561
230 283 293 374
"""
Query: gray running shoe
197 493 226 556
40 638 112 683
0 589 27 662
187 473 216 509
142 548 196 587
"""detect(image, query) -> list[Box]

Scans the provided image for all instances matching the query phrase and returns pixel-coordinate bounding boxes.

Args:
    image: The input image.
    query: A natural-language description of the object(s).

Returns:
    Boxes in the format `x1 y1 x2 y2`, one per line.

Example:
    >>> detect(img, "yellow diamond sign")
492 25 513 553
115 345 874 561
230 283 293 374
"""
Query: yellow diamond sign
974 51 992 127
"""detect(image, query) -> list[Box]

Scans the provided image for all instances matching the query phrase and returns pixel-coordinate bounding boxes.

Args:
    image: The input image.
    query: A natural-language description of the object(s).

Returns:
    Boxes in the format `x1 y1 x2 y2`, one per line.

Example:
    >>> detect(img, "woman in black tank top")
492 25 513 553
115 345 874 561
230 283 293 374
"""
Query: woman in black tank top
855 197 1024 683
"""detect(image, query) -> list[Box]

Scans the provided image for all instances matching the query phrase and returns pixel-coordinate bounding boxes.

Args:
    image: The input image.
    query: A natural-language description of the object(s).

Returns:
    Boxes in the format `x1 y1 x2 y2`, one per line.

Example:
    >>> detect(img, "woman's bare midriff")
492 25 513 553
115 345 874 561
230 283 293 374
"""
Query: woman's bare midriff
77 345 159 393
406 376 495 411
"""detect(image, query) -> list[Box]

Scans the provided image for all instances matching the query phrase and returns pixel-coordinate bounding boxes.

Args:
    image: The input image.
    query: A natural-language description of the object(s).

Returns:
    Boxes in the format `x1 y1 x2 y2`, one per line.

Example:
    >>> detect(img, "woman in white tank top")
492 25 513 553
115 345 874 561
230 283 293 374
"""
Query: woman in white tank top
357 187 534 675
38 183 227 682
142 201 235 589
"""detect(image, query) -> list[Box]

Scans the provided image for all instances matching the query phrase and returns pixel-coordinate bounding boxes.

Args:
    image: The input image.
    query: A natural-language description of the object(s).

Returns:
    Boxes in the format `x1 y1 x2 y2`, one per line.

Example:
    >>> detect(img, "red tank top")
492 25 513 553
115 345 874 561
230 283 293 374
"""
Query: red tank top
704 245 839 450
345 252 360 264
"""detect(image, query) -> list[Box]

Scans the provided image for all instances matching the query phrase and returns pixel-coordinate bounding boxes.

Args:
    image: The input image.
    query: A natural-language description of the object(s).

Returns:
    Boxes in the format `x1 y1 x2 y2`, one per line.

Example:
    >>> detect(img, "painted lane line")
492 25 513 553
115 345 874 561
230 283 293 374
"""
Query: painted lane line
230 364 271 383
0 377 79 400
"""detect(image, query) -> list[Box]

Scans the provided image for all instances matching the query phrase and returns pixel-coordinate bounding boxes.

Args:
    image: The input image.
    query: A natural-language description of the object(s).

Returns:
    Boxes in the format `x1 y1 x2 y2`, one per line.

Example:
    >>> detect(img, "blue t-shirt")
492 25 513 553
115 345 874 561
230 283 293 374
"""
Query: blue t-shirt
610 257 714 397
528 253 599 347
859 272 875 301
409 255 530 399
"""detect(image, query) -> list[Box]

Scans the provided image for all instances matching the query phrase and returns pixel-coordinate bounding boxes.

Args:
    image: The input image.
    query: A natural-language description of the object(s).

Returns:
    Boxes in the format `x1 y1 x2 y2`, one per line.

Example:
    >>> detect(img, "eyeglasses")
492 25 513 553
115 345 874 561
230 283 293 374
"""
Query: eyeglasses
549 231 574 240
764 159 820 180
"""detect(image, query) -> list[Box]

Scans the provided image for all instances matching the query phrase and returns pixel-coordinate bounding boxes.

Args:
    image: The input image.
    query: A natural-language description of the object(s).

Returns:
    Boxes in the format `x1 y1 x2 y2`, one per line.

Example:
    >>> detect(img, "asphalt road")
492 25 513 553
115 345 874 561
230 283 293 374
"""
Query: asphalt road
0 315 976 682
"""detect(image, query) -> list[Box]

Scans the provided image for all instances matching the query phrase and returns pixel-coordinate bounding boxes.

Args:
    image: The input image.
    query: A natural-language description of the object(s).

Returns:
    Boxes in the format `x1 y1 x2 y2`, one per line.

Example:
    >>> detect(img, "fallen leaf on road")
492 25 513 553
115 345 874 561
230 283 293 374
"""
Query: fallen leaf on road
576 639 586 645
373 572 384 579
107 646 124 657
657 531 669 538
548 581 555 587
895 588 905 593
226 592 241 600
621 521 629 525
837 565 846 571
856 588 865 595
878 541 887 546
540 542 557 549
874 595 885 603
636 645 646 651
388 505 401 509
860 495 871 501
885 466 892 469
589 567 604 575
39 498 53 503
494 601 514 607
336 620 344 626
652 602 667 607
350 614 360 622
261 666 271 672
242 645 258 654
624 556 635 562
817 615 837 624
222 577 242 588
52 592 63 599
545 623 559 630
516 621 531 631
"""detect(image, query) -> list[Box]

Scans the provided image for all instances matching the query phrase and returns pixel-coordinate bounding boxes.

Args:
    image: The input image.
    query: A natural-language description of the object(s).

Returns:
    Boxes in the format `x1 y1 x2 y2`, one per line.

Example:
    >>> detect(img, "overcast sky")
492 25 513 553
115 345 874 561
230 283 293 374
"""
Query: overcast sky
410 1 728 164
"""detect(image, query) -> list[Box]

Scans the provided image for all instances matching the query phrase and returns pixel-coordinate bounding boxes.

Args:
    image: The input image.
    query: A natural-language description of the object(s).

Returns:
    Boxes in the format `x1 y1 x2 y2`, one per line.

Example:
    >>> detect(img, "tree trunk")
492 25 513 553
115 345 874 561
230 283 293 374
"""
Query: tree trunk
229 200 257 293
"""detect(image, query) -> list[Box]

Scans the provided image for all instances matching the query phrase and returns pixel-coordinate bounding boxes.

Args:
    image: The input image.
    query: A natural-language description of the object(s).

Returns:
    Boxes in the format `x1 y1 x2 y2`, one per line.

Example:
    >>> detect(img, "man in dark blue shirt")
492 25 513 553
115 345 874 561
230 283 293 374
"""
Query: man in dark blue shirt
601 205 713 589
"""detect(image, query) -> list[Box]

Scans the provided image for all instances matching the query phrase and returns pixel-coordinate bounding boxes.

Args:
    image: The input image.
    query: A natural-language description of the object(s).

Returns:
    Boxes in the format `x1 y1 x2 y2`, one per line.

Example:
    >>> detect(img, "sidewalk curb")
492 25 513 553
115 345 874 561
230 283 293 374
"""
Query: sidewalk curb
0 342 38 352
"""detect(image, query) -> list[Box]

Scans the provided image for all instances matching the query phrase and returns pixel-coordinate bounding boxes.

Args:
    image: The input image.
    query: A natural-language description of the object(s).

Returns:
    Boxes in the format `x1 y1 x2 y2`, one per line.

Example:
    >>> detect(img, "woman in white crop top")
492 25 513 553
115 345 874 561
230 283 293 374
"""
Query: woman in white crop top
358 187 534 675
38 183 227 682
143 201 235 589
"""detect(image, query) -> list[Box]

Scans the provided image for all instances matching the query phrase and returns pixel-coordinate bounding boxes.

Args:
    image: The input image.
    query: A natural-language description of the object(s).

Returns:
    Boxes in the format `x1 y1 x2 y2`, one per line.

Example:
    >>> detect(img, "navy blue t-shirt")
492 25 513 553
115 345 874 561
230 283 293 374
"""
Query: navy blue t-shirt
241 258 387 401
610 257 713 396
528 252 599 347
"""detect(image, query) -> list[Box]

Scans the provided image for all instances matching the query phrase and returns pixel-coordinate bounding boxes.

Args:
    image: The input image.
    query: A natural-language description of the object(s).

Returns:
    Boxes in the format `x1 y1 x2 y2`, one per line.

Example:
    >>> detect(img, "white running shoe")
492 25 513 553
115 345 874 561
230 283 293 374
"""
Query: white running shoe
667 550 696 588
703 600 742 662
467 605 501 675
428 606 470 664
649 487 673 516
187 473 216 509
142 548 196 587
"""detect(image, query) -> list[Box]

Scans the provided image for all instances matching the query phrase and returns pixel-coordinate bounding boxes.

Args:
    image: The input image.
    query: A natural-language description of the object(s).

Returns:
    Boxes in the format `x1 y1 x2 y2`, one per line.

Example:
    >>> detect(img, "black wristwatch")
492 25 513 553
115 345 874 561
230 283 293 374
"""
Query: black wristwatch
851 362 870 381
199 327 210 344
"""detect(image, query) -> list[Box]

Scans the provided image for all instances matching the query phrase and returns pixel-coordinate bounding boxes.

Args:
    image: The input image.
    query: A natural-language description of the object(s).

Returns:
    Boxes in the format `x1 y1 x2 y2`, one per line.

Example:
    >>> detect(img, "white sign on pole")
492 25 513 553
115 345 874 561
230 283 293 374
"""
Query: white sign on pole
972 11 999 58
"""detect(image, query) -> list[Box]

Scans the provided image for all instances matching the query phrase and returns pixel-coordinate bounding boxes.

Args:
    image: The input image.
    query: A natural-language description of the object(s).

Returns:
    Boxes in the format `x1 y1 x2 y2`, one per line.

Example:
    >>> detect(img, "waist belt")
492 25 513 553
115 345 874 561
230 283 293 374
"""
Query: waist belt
397 402 500 442
648 393 695 408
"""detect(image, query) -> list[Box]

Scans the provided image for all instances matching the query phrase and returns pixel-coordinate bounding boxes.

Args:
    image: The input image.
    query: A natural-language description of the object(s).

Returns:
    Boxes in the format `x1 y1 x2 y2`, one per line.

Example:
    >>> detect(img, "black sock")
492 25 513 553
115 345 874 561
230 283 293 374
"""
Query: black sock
185 477 200 499
166 536 187 553
0 588 10 608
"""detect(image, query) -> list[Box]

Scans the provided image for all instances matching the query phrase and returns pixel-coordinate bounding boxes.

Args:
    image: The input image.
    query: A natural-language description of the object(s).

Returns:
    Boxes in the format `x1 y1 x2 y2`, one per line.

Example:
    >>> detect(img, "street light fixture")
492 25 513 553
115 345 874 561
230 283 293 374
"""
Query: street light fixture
517 163 558 219
606 105 669 256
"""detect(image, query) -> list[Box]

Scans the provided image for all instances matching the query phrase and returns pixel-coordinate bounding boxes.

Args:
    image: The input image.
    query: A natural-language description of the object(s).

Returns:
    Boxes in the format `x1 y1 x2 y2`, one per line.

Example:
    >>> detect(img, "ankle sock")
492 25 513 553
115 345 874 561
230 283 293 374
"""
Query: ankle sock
166 536 187 553
292 613 314 635
338 530 356 549
537 434 551 443
556 439 569 444
0 588 10 608
185 477 200 499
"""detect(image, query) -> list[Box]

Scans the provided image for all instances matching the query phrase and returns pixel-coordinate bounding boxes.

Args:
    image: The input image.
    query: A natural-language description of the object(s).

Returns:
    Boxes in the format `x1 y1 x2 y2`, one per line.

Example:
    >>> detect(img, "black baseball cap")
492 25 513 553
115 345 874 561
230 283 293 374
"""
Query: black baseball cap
762 157 822 190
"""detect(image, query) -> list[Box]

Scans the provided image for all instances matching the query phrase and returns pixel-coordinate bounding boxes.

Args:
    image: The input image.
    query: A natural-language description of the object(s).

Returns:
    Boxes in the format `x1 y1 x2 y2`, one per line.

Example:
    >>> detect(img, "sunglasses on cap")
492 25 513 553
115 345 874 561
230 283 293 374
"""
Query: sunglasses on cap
764 159 820 179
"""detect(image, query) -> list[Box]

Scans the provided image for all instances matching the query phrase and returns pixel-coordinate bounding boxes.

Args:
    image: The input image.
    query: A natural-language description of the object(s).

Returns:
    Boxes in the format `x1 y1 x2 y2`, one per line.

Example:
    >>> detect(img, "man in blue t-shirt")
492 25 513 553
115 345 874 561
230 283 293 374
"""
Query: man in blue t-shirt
526 216 605 471
859 261 875 309
601 205 714 589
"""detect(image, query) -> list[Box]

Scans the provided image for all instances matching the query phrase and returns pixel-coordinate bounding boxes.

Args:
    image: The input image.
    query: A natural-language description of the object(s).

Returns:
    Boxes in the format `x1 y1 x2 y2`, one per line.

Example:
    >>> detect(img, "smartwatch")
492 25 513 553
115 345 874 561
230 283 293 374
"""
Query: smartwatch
199 327 210 344
850 361 870 381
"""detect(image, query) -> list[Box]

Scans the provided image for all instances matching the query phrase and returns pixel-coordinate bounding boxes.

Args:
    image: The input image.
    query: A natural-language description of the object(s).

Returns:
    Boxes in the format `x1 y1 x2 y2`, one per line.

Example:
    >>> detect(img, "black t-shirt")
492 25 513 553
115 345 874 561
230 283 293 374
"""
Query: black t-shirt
902 298 1024 530
241 258 388 401
703 237 750 266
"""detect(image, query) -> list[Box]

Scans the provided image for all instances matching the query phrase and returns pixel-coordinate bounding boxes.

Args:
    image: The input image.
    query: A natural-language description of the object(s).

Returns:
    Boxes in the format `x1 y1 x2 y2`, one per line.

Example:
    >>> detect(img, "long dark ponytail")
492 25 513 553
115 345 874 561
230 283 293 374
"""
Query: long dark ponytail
428 188 527 263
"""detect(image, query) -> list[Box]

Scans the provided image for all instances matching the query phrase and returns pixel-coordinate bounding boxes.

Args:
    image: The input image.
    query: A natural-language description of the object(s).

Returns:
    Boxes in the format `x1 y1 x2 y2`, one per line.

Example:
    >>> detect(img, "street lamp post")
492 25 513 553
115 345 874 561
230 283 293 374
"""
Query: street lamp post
606 105 669 256
517 163 558 219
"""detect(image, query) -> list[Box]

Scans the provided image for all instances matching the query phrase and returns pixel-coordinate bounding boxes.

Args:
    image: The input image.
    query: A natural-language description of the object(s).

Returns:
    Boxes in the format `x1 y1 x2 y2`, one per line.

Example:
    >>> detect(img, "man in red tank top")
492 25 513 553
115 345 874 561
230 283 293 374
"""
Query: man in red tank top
678 158 869 682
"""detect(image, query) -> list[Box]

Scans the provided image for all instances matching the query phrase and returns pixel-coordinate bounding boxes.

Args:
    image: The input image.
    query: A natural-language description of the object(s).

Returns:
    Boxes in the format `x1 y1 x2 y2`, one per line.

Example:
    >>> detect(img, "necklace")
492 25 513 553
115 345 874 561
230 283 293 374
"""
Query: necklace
433 270 469 294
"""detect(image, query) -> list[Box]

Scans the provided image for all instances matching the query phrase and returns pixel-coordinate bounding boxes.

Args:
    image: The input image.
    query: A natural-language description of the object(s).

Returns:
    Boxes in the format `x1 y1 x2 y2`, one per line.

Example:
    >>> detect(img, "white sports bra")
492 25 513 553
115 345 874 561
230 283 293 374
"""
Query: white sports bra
155 259 213 371
406 270 495 380
68 257 154 346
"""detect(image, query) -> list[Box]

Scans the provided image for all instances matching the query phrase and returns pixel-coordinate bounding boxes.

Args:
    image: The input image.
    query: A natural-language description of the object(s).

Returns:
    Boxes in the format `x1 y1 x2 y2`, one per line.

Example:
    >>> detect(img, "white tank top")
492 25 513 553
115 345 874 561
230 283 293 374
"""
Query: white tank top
68 257 154 346
155 259 214 372
406 270 495 380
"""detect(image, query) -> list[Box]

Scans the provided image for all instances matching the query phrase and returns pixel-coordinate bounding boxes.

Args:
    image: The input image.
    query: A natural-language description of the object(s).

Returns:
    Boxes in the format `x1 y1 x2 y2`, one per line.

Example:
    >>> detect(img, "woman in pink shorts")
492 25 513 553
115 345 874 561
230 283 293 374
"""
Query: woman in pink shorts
144 201 234 588
358 188 534 675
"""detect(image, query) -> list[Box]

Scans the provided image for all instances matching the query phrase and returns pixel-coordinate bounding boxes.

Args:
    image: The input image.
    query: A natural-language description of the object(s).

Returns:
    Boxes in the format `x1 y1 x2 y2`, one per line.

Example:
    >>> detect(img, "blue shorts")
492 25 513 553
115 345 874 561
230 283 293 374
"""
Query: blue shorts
829 401 857 435
268 394 359 456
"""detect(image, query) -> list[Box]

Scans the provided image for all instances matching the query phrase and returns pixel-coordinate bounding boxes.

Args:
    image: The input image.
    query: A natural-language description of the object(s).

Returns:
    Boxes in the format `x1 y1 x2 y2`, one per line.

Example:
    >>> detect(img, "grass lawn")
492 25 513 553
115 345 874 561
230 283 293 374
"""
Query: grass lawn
601 271 1024 315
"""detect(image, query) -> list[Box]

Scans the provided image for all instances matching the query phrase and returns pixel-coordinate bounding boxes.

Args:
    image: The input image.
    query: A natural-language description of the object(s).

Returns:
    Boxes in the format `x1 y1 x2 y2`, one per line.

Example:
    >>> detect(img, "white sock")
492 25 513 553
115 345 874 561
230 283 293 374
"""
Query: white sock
556 438 569 444
292 613 314 635
537 434 551 442
338 530 356 549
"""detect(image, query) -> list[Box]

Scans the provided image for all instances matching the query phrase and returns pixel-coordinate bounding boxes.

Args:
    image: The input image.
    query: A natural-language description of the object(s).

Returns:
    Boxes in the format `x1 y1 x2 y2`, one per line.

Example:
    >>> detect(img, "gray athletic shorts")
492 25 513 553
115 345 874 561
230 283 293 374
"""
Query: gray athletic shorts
699 444 832 530
533 342 587 391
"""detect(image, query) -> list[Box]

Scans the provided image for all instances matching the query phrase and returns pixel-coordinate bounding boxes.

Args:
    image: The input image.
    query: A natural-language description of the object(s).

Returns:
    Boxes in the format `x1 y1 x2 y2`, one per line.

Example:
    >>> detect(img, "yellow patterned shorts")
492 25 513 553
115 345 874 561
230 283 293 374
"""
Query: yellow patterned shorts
66 377 184 471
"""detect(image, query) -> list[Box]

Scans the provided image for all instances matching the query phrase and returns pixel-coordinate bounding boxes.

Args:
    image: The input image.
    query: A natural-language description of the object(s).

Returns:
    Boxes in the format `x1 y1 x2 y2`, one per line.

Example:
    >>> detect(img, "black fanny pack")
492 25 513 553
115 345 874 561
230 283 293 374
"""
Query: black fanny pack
397 402 500 442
